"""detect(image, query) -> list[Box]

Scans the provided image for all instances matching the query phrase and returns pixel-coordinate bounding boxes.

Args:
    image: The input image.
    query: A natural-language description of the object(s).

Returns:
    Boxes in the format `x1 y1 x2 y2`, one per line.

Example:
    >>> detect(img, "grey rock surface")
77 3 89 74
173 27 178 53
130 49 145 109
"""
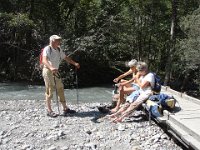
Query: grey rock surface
0 100 182 150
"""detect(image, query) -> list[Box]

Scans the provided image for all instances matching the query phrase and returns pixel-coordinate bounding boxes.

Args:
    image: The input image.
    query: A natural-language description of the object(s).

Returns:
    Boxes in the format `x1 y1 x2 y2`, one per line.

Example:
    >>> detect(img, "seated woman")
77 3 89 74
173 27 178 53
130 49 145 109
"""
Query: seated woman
111 59 140 113
110 62 155 122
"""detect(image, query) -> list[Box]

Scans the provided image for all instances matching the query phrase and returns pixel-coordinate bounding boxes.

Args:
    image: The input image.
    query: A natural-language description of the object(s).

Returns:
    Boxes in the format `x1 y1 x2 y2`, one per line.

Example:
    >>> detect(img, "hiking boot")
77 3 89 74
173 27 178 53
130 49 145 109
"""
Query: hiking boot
47 111 58 118
63 108 76 116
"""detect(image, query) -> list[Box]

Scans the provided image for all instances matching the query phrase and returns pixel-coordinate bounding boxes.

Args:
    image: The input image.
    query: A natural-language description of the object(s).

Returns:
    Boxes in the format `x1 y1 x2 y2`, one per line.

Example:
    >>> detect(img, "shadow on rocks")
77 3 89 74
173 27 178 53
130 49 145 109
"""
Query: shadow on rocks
65 110 107 123
124 114 149 123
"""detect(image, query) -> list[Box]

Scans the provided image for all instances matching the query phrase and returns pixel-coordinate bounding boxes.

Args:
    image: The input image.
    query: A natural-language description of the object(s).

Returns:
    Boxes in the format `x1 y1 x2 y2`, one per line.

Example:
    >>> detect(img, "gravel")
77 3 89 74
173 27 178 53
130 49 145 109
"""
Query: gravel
0 100 182 150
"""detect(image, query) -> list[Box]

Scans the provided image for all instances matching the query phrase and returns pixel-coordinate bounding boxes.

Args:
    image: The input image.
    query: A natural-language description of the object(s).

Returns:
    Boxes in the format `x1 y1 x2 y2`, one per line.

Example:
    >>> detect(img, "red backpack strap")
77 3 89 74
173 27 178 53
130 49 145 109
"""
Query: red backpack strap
39 45 52 65
39 48 45 65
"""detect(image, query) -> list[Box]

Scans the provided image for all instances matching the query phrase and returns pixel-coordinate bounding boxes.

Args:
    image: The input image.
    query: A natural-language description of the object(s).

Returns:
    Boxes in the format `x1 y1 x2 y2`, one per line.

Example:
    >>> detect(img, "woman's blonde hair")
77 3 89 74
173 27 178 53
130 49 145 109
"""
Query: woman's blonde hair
127 59 138 67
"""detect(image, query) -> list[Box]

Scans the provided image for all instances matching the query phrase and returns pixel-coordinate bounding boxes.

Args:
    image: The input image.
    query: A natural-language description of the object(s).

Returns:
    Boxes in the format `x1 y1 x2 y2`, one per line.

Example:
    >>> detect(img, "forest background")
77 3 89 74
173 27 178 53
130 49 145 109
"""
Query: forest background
0 0 200 98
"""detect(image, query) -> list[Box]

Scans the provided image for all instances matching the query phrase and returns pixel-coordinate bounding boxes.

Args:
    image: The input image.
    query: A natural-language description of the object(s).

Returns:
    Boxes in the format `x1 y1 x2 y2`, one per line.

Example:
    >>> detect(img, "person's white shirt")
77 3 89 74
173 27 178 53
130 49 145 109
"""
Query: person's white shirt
139 72 155 94
43 46 65 69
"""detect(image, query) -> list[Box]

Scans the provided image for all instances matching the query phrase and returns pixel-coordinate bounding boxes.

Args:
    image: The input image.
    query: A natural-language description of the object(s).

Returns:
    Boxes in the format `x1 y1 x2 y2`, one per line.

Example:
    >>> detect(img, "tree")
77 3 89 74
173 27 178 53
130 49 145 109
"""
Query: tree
164 0 177 85
178 8 200 91
0 0 200 92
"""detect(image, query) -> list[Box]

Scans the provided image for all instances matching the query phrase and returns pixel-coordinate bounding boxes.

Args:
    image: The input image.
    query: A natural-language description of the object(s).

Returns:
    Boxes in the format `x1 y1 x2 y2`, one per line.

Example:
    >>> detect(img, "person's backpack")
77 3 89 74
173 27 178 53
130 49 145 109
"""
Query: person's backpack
149 94 176 110
146 100 162 118
39 46 51 69
39 46 60 69
151 72 161 93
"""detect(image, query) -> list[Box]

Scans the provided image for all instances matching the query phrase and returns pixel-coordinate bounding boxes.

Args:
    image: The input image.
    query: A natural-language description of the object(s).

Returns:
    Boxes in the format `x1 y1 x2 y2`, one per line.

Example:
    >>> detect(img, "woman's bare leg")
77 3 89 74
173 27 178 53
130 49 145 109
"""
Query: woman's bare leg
111 85 135 113
114 96 146 122
111 103 131 122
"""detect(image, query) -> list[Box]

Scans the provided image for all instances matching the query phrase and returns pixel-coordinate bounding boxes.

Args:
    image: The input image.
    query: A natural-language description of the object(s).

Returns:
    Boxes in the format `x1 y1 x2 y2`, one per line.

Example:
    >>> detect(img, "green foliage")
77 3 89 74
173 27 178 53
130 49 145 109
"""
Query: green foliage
177 8 200 90
8 13 34 28
0 0 199 93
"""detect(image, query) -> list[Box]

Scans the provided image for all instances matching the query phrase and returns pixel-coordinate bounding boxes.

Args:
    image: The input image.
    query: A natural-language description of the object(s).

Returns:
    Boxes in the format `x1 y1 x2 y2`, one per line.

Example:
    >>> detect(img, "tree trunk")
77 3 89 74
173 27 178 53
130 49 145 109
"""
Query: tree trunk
164 0 177 86
181 72 190 92
26 0 34 49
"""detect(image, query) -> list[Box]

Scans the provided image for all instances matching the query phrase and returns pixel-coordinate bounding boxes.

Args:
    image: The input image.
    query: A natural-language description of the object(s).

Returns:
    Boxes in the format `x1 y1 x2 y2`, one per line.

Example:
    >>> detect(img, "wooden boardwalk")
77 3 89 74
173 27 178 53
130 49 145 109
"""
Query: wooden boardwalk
157 87 200 150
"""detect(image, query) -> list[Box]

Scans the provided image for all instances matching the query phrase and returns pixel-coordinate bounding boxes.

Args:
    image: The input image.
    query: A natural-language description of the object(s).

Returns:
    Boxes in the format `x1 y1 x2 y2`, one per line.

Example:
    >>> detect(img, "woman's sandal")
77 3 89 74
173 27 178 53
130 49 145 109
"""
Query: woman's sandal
47 111 58 118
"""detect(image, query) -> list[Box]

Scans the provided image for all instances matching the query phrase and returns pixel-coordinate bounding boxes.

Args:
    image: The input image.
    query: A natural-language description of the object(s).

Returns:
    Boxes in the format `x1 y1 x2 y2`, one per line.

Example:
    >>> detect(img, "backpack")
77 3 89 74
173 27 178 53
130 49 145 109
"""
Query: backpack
39 46 60 69
146 100 162 118
149 94 176 110
151 72 161 93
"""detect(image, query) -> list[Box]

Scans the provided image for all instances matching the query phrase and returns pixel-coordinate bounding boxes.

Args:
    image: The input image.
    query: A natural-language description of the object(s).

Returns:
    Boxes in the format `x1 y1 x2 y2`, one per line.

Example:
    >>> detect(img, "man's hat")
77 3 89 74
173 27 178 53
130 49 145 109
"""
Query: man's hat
49 35 62 41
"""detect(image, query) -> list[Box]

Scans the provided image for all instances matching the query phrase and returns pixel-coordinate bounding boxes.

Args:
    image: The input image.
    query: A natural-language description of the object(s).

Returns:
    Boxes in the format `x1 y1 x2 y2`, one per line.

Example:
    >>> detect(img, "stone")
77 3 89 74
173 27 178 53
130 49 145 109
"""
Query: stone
85 142 97 150
61 146 69 150
118 124 126 131
161 133 168 139
5 116 11 121
48 145 57 150
58 130 65 137
46 135 59 141
153 138 160 143
0 131 5 136
20 144 30 150
41 132 48 138
91 127 97 132
3 131 11 138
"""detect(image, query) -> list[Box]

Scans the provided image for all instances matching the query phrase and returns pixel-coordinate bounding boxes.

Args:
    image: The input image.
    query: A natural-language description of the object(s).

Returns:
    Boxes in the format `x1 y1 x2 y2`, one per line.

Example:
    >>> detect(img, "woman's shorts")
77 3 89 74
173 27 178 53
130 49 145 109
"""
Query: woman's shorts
131 83 140 91
126 90 140 103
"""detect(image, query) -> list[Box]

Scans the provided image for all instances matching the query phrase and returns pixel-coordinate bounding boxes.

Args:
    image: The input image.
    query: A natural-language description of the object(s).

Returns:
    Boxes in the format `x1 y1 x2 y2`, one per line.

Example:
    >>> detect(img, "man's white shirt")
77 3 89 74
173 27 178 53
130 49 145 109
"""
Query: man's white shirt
139 72 155 94
43 46 65 69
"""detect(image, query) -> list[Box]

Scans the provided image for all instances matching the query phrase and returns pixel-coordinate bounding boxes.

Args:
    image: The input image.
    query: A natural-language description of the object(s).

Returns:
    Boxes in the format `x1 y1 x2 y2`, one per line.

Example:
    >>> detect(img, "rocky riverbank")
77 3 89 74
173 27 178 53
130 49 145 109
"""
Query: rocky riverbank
0 100 182 150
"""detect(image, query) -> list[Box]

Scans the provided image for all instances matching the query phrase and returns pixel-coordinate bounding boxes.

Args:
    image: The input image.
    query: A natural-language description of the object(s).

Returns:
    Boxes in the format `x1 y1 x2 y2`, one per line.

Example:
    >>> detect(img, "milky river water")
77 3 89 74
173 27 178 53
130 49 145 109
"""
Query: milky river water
0 83 113 104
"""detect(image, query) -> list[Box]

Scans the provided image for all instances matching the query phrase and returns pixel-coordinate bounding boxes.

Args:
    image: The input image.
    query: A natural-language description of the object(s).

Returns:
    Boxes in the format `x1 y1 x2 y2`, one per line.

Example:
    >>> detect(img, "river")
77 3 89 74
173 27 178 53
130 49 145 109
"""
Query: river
0 82 113 104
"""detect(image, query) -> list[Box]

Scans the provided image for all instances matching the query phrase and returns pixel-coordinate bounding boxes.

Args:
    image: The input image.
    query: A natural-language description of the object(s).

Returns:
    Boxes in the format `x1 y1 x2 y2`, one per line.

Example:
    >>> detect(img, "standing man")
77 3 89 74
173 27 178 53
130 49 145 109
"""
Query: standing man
42 35 80 117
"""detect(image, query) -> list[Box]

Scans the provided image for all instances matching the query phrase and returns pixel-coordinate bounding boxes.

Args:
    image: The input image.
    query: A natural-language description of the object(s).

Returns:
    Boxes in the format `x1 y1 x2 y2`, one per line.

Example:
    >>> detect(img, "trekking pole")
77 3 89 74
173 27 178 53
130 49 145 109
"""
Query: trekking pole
75 68 79 110
53 74 61 124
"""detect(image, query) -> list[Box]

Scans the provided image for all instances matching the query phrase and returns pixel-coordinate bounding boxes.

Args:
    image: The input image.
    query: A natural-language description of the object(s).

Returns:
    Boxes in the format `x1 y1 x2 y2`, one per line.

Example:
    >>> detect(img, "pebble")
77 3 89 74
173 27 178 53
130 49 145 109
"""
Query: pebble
85 142 97 150
20 144 30 150
0 131 5 136
48 145 57 150
46 135 59 141
117 124 126 131
86 130 92 135
61 146 69 150
2 138 9 144
58 130 65 137
161 133 168 139
3 131 11 138
5 116 11 121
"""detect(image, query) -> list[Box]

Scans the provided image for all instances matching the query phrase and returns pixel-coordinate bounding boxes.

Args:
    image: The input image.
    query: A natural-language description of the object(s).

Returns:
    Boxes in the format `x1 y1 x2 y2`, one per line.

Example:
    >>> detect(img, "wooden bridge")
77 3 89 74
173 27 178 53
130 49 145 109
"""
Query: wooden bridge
150 86 200 150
